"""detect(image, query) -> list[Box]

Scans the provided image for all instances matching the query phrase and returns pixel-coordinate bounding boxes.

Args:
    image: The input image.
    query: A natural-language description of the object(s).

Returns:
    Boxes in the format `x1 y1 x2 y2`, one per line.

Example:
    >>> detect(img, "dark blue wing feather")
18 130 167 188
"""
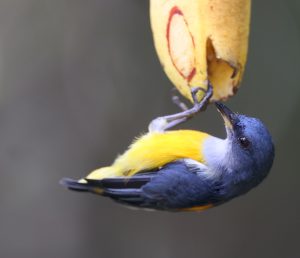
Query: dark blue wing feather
61 161 221 210
102 161 220 210
139 161 218 210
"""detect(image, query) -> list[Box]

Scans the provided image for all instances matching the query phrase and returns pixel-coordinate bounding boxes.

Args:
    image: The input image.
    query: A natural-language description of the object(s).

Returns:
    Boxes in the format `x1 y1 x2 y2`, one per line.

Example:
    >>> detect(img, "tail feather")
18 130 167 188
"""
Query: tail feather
60 178 92 192
103 188 142 198
87 172 154 189
60 171 156 207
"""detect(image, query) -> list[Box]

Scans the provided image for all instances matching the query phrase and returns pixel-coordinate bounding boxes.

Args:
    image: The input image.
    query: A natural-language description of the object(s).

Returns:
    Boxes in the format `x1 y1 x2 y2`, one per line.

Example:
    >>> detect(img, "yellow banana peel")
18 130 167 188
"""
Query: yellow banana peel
150 0 251 102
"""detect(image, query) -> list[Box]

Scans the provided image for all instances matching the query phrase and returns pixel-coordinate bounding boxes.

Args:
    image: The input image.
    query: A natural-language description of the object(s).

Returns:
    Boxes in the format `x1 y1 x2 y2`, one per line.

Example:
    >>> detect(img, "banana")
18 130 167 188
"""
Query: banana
150 0 251 102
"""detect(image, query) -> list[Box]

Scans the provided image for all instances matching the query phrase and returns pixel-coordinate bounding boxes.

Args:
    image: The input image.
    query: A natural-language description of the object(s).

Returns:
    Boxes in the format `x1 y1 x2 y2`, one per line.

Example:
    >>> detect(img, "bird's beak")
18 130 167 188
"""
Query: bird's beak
215 102 236 130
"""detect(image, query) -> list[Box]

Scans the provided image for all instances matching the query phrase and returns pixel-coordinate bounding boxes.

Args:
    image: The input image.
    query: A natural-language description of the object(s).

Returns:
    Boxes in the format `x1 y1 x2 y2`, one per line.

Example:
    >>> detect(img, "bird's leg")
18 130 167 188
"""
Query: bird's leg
149 82 213 132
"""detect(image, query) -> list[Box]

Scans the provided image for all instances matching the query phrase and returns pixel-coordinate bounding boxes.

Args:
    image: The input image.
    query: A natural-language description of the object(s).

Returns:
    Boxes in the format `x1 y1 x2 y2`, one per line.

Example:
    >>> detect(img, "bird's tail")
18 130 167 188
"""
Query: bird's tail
60 168 155 198
59 178 89 191
60 170 158 208
60 177 105 194
60 165 125 195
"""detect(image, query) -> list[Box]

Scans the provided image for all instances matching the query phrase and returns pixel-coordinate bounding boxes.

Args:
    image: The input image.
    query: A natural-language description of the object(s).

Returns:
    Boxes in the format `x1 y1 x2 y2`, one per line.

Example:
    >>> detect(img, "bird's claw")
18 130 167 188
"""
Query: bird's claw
150 82 213 132
172 92 188 111
190 82 213 111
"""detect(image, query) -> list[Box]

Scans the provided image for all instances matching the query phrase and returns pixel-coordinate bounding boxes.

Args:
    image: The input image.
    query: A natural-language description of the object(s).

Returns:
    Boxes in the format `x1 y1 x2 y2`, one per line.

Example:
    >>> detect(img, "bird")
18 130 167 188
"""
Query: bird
60 85 274 211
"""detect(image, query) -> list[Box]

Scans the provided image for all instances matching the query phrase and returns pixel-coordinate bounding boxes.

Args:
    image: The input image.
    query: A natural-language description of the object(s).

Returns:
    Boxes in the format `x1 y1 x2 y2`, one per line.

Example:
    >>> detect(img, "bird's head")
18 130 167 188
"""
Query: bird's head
215 102 275 182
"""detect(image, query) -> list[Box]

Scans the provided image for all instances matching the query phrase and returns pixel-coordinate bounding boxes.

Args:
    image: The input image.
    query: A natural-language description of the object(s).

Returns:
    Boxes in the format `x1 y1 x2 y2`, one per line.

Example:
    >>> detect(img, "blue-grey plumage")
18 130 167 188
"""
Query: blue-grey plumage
211 103 275 199
60 102 275 211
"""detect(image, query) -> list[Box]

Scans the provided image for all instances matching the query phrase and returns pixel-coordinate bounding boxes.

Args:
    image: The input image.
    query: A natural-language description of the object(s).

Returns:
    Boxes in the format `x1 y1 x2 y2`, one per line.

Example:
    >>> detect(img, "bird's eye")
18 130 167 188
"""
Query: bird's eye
239 137 250 148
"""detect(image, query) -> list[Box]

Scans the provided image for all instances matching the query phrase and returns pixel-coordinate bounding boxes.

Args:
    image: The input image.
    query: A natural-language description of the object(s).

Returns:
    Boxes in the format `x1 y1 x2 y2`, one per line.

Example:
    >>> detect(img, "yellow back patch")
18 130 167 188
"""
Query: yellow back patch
113 130 210 176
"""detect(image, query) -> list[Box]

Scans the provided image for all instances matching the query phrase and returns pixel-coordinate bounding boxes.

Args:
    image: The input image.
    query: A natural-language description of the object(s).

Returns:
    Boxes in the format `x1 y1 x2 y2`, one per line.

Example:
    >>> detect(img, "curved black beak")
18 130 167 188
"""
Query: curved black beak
215 102 236 129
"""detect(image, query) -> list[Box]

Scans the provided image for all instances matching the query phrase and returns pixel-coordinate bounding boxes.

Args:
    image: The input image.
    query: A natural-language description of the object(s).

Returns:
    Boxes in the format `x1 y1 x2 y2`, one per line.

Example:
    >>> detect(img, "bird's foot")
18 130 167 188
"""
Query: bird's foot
149 82 213 132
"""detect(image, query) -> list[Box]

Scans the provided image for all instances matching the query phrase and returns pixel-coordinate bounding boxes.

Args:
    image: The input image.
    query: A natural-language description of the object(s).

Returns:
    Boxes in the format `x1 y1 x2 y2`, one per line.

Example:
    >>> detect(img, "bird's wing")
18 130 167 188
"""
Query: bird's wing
61 160 217 211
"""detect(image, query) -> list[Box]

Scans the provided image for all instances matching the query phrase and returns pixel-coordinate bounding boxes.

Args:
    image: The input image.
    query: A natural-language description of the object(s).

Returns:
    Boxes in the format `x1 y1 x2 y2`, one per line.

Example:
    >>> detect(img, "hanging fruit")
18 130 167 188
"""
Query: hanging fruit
150 0 251 102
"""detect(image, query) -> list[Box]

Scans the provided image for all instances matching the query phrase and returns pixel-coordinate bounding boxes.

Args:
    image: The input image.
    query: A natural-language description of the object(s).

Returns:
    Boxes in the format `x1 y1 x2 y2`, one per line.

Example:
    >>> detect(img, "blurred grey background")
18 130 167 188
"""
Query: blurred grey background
0 1 299 258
